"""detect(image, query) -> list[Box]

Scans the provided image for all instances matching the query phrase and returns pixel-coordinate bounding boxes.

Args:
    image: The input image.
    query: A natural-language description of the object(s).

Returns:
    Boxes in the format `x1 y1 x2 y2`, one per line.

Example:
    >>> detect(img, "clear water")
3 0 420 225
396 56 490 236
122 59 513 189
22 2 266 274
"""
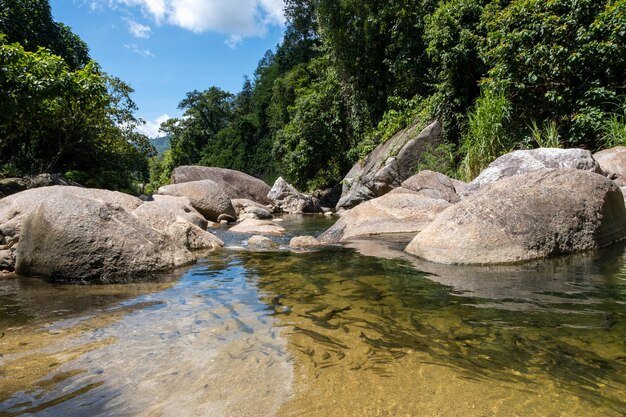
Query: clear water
0 215 624 416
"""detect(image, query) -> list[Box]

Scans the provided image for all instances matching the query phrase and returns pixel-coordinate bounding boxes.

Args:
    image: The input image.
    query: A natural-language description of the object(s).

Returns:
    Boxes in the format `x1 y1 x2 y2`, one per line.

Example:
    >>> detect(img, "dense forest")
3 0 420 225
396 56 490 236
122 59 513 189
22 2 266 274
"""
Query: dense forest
152 0 626 191
2 0 626 194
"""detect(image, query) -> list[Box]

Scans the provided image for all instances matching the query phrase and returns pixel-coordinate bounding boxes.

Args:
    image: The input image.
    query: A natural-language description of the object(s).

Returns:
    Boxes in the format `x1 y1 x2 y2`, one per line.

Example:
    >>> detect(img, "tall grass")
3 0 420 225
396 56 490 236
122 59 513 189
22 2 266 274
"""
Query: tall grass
459 88 512 181
602 113 626 148
530 119 561 148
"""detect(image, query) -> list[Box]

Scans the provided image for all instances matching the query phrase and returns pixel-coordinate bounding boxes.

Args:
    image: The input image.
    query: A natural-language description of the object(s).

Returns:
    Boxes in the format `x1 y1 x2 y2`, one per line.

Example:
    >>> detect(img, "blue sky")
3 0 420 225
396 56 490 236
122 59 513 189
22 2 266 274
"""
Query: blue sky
49 0 286 137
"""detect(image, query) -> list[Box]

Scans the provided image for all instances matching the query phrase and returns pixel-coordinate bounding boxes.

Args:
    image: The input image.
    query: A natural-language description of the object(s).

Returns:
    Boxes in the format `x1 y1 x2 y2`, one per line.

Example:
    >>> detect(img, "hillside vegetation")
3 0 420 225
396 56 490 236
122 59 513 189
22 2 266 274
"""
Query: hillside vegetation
151 0 626 191
2 0 626 194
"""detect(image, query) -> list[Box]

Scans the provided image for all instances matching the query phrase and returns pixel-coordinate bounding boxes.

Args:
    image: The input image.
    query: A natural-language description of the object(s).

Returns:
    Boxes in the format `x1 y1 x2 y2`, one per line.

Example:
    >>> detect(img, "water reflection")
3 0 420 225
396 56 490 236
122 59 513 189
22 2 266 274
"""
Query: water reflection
0 216 624 417
241 243 626 416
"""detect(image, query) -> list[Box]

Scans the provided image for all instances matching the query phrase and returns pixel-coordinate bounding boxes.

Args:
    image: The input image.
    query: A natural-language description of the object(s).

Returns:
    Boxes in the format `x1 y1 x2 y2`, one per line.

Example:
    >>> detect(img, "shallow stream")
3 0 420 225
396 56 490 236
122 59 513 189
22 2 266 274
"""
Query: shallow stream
0 215 624 416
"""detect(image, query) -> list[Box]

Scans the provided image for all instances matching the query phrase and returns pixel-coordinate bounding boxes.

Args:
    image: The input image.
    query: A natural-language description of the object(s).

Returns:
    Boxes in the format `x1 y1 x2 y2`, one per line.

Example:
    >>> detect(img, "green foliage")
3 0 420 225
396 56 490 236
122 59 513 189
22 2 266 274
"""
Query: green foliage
273 58 356 190
354 95 435 161
529 120 562 148
0 36 153 190
152 0 626 192
460 88 512 180
481 0 626 147
0 0 89 69
416 142 459 179
424 0 487 143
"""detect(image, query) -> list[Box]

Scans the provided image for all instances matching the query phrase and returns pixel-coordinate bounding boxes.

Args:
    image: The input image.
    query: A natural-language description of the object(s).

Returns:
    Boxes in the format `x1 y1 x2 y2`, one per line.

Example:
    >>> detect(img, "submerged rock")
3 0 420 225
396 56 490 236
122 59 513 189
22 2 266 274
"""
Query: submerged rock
15 190 195 283
594 146 626 186
319 192 450 243
406 169 626 265
170 166 271 205
267 177 322 214
336 120 442 210
229 219 286 236
157 180 237 222
289 236 321 249
466 148 603 194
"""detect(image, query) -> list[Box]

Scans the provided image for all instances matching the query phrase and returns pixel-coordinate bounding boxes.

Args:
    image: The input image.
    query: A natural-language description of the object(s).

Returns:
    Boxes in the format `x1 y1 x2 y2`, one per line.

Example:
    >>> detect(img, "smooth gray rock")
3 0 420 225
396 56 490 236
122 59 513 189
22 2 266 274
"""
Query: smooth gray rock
229 219 286 236
267 177 322 214
15 191 195 283
319 192 450 243
466 148 603 194
232 199 273 215
135 195 207 230
157 180 237 222
170 166 271 205
0 186 142 239
406 169 626 265
133 198 223 251
594 146 626 186
400 170 460 203
167 219 224 251
336 120 442 210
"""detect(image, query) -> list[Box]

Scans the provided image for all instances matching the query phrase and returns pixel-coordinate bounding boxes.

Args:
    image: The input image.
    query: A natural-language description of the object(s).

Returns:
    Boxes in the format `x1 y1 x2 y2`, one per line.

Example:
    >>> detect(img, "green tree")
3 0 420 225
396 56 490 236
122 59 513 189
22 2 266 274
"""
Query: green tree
0 0 89 69
0 37 154 190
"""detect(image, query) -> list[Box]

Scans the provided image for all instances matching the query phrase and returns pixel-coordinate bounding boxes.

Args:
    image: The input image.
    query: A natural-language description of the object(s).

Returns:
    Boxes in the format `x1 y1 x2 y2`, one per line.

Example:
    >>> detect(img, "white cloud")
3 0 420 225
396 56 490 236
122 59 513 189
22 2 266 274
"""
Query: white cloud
124 43 155 57
225 35 243 49
127 19 152 38
108 0 285 40
136 114 171 138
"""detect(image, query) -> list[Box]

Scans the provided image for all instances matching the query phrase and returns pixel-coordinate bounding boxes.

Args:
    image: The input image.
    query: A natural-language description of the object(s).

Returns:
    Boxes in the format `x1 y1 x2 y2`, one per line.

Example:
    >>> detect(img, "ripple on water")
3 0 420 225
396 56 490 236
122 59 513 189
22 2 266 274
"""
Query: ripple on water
0 216 625 417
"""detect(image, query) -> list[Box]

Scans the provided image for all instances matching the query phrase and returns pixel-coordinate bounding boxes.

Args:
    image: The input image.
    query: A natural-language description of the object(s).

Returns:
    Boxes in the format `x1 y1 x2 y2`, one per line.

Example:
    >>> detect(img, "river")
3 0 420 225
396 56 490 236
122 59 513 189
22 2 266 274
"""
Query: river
0 215 624 416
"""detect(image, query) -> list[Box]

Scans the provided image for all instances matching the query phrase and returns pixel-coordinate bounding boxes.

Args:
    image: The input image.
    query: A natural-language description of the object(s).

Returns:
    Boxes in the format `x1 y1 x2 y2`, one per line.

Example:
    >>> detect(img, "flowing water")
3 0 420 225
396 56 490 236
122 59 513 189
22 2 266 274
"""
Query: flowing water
0 215 625 416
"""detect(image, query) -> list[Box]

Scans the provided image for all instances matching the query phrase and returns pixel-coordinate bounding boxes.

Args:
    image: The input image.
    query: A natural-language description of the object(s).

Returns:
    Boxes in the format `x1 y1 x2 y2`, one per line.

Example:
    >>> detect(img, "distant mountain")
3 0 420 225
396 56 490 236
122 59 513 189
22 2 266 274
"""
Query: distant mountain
150 136 171 155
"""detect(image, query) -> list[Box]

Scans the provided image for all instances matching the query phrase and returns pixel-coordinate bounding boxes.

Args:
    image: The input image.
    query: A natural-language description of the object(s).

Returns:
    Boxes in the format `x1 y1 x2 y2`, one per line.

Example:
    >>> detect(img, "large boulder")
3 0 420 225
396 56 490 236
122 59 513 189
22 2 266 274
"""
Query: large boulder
466 148 603 194
231 198 273 219
136 195 207 230
406 169 626 265
0 186 142 239
267 177 322 214
157 180 237 222
133 197 223 251
399 170 461 203
336 120 442 210
166 219 224 251
170 166 271 205
15 191 195 283
594 146 626 187
229 219 286 236
319 192 450 243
